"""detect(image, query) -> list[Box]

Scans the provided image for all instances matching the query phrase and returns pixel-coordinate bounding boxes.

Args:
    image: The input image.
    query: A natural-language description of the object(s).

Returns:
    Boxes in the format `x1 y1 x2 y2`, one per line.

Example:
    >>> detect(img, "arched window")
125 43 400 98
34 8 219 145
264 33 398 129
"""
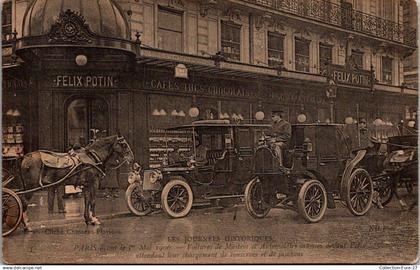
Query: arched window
66 97 109 149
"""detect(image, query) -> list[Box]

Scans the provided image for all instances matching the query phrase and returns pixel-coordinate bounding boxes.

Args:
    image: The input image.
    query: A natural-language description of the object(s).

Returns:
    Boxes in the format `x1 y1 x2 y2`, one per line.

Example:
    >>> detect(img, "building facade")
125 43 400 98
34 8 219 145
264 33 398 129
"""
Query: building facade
402 0 418 89
2 0 418 185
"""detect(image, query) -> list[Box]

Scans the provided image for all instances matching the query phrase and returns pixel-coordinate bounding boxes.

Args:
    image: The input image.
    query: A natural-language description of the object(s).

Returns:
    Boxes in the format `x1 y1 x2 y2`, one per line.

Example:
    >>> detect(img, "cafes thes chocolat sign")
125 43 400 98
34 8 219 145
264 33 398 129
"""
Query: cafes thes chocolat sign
143 79 250 98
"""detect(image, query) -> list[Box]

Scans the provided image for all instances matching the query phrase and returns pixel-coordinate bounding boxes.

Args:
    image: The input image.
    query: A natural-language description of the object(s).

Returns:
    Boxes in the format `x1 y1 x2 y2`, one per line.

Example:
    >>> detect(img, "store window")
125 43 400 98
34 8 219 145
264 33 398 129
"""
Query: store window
295 38 310 72
149 95 193 168
221 21 241 61
66 98 109 148
319 43 333 74
157 7 183 52
351 50 363 69
268 32 284 68
2 1 12 39
382 56 393 84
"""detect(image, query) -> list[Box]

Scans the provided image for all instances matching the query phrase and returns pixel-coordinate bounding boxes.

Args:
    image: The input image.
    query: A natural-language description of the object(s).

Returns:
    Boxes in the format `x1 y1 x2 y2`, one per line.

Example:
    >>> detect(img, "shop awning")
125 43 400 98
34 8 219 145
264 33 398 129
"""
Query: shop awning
138 47 327 85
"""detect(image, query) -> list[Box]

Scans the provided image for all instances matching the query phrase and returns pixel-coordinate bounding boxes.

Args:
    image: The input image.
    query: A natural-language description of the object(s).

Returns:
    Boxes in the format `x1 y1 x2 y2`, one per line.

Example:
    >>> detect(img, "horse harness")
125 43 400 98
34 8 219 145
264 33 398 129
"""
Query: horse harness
36 148 106 190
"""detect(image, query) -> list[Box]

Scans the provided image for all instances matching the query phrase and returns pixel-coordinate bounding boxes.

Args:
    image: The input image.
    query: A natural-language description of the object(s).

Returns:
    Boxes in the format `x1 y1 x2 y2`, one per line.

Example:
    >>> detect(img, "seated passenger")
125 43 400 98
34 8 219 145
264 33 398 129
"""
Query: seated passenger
168 145 187 165
358 119 372 149
194 139 208 166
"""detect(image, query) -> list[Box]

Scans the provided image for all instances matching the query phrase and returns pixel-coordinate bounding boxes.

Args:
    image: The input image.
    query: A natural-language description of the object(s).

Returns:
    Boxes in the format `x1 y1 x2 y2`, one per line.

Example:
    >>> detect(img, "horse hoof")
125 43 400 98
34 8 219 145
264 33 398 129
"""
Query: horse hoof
399 199 408 209
23 226 33 233
92 217 101 225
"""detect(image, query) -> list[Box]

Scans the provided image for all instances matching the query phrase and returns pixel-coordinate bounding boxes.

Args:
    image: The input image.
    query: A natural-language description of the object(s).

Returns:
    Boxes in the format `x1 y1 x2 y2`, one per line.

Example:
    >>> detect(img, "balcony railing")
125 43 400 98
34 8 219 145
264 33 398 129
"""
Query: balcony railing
244 0 417 47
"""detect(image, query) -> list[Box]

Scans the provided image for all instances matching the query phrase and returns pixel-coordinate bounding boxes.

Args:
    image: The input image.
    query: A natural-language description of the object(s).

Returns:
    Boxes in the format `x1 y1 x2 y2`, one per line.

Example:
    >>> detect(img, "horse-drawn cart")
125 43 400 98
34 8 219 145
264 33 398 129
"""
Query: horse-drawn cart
2 135 133 236
3 157 25 236
357 133 418 207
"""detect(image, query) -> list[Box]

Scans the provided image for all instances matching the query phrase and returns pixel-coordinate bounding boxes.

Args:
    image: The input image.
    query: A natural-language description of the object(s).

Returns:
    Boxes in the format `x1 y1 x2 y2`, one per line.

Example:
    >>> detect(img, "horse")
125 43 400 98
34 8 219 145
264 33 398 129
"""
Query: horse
19 135 134 227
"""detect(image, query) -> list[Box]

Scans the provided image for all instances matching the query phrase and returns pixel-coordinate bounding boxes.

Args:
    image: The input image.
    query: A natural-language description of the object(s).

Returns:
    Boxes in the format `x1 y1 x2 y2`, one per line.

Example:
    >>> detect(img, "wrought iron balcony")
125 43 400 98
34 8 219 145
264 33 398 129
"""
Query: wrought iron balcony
243 0 417 48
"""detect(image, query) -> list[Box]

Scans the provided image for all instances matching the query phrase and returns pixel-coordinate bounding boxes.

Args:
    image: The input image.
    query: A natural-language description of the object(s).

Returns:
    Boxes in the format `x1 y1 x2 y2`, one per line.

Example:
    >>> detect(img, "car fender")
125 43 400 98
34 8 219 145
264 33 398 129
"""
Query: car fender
340 149 367 195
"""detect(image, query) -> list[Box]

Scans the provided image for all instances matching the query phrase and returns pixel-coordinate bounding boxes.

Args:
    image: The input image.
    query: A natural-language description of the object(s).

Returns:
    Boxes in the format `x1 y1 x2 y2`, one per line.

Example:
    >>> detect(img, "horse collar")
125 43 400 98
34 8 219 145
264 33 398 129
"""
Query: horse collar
89 149 103 165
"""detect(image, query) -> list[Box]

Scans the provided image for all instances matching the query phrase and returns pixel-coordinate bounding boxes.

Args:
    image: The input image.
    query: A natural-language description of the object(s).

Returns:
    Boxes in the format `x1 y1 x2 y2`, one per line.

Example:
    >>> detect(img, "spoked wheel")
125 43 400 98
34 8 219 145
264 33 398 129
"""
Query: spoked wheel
244 178 271 218
161 178 193 218
2 188 23 237
2 168 15 187
125 183 153 216
297 180 327 223
344 168 373 216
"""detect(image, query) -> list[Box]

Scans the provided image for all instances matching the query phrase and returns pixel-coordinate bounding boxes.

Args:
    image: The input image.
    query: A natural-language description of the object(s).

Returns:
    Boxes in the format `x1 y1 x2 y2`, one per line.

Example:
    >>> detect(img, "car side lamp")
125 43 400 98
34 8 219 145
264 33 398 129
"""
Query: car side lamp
149 170 163 184
187 158 196 168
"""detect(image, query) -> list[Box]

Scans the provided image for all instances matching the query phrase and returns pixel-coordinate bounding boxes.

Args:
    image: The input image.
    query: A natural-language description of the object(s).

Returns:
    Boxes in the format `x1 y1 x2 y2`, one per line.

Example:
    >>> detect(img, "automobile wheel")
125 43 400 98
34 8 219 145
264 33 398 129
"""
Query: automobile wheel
344 168 373 216
161 178 193 218
125 183 153 216
244 178 271 218
2 188 23 237
297 180 327 223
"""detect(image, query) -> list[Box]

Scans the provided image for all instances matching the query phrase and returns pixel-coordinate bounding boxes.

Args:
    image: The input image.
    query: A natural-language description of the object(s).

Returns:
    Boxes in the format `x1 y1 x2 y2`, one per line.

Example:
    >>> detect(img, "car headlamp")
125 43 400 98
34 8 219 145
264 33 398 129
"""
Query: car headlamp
128 173 136 184
149 170 162 184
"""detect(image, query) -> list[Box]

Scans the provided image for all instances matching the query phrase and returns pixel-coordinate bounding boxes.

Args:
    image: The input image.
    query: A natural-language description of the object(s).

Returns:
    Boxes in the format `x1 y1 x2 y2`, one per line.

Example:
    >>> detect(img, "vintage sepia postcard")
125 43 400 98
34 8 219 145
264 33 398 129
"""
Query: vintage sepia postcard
1 0 418 265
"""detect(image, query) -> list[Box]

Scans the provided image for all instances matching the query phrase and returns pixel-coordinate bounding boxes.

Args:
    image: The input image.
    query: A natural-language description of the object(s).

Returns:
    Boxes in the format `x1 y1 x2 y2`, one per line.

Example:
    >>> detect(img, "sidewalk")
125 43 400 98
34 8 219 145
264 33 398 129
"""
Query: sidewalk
25 189 130 230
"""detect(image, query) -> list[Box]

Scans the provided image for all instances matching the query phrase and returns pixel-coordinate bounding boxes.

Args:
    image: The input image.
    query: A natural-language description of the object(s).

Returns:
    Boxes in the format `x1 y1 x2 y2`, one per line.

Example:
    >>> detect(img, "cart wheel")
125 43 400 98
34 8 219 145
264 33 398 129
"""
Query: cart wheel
161 178 193 218
2 169 15 187
2 188 23 237
297 180 327 223
244 178 271 218
344 168 373 216
125 183 153 216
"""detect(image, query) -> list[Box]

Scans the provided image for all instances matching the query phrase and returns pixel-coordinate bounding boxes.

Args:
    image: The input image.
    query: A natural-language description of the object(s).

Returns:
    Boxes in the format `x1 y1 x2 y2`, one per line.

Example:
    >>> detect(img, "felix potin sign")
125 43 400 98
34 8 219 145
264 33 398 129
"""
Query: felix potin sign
329 65 372 88
53 75 118 88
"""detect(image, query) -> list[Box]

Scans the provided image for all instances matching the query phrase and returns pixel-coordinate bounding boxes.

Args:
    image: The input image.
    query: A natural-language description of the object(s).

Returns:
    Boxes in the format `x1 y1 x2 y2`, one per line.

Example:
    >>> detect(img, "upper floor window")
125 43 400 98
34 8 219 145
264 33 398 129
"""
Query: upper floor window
295 38 310 72
157 7 183 53
351 49 363 69
345 0 363 11
382 0 395 21
2 1 12 38
268 32 284 68
319 43 333 74
382 56 393 84
221 21 241 61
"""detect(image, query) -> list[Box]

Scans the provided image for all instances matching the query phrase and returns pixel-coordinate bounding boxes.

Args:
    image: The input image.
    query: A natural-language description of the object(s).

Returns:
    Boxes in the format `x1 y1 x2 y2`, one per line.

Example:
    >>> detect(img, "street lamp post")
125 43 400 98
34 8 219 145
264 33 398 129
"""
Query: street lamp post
326 78 337 123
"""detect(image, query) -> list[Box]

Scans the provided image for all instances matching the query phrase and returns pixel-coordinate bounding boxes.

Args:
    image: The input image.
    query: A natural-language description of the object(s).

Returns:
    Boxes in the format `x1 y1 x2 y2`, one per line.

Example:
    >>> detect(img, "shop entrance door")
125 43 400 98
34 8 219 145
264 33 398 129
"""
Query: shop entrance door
66 97 109 149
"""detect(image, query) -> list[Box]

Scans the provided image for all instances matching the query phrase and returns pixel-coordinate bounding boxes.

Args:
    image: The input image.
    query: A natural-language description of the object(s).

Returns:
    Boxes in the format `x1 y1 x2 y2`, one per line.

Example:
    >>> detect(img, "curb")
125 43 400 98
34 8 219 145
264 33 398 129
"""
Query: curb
27 211 132 231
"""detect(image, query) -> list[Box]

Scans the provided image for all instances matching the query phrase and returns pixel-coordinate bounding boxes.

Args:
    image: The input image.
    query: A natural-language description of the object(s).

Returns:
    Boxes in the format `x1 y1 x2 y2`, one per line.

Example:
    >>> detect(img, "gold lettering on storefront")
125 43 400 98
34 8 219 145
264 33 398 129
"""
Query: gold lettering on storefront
144 80 249 97
53 75 118 88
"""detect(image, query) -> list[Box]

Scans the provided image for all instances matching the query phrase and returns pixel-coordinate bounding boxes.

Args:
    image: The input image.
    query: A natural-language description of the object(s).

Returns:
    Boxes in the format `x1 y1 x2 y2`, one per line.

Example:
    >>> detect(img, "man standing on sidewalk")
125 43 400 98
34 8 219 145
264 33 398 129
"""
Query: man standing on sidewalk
48 185 66 213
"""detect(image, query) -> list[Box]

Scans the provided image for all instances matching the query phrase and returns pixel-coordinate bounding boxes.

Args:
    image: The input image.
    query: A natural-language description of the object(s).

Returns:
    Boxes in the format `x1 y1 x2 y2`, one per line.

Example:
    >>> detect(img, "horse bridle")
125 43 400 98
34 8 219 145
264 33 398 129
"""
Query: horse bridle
108 136 134 170
86 136 133 171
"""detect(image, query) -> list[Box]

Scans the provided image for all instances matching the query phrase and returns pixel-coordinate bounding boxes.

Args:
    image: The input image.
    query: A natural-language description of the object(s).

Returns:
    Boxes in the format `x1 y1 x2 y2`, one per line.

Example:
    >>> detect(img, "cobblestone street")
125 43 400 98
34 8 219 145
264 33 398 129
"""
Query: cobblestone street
3 193 418 264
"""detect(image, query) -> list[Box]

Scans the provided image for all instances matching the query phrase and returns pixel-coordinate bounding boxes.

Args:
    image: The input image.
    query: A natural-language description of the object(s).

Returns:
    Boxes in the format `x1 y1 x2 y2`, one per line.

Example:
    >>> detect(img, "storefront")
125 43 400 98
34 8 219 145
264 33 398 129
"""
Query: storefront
3 0 417 188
